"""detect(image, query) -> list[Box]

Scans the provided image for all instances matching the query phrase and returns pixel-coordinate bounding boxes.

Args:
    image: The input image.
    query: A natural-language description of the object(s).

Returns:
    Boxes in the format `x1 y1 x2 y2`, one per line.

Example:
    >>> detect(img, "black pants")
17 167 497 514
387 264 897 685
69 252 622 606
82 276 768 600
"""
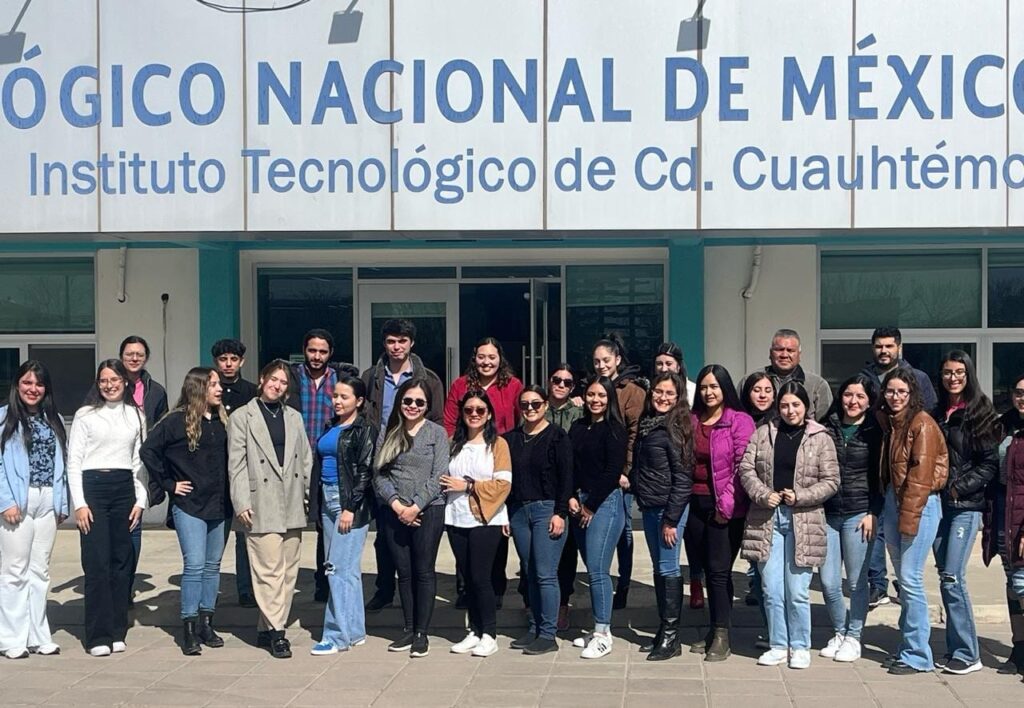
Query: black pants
685 494 744 628
382 504 445 634
373 507 397 598
558 526 579 604
314 523 328 595
456 534 508 601
80 469 135 649
447 525 504 637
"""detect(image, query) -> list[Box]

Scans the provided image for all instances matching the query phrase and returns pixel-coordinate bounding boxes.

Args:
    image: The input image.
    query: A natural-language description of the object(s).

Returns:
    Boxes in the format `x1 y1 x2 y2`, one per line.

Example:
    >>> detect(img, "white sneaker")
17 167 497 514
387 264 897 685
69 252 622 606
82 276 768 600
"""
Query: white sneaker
4 648 28 659
31 643 60 656
471 634 498 657
572 631 593 648
450 632 481 654
580 632 613 659
789 649 811 669
819 632 845 659
834 636 861 663
757 648 789 666
111 641 127 653
89 645 112 657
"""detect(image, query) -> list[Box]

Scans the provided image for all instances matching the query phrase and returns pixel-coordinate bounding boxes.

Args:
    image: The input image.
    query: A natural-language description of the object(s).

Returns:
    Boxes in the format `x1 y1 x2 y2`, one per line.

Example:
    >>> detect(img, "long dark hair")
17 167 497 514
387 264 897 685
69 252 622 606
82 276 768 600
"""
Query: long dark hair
691 364 743 416
1 360 67 457
646 373 693 465
592 332 630 378
653 341 687 381
879 367 924 418
775 381 811 422
822 373 877 423
332 375 367 424
741 370 776 423
937 349 1000 446
83 359 138 409
451 389 498 457
1000 372 1024 437
465 337 516 388
581 375 626 428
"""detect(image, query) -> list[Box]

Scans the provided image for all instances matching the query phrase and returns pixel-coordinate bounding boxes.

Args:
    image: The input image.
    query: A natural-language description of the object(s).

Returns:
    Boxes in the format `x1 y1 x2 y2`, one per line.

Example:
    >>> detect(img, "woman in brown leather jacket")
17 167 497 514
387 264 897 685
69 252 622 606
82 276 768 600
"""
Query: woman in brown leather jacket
878 368 949 675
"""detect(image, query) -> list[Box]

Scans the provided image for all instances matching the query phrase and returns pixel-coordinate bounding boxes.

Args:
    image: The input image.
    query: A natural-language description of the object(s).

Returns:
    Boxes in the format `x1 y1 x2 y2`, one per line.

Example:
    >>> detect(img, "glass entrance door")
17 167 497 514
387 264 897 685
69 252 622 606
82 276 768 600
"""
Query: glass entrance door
529 280 551 386
357 283 459 388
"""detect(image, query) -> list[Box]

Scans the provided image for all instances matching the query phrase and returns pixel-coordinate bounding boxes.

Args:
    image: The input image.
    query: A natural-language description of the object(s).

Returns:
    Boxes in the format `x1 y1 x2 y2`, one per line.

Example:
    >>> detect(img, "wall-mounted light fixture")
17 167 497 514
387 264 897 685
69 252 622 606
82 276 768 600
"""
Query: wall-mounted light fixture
0 0 33 65
328 0 362 44
677 0 710 52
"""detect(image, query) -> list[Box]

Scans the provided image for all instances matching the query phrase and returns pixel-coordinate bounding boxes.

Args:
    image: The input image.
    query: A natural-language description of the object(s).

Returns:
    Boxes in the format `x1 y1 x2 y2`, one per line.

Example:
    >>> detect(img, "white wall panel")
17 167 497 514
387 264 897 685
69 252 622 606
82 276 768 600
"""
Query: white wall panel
1008 2 1024 226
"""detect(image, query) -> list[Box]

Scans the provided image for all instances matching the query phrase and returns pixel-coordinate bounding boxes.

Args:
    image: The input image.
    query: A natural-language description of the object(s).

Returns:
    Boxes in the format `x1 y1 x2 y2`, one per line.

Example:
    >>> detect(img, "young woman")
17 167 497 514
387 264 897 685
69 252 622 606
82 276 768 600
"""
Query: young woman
630 373 694 661
653 341 697 405
442 390 512 658
0 361 68 659
878 368 949 675
739 371 777 619
818 374 883 663
507 385 573 655
931 350 999 675
373 378 449 658
141 368 230 656
444 337 524 436
740 382 839 670
687 364 755 661
546 364 582 631
568 377 628 659
592 334 645 610
228 360 312 660
67 359 148 657
310 376 377 655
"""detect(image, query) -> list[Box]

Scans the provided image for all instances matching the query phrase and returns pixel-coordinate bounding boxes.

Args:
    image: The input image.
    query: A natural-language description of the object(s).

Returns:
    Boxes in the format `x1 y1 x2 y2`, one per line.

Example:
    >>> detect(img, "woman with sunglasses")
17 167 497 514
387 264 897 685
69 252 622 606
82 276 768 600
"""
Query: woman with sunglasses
67 359 148 657
547 363 583 630
568 376 628 659
878 368 948 675
507 385 573 655
442 390 512 658
374 379 449 658
631 373 694 661
0 361 68 659
930 351 999 675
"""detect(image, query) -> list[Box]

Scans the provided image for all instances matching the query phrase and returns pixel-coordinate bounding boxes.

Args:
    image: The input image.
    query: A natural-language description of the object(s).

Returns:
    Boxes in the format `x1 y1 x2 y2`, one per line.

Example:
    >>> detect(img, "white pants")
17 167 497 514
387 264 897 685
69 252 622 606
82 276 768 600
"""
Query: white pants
0 487 58 651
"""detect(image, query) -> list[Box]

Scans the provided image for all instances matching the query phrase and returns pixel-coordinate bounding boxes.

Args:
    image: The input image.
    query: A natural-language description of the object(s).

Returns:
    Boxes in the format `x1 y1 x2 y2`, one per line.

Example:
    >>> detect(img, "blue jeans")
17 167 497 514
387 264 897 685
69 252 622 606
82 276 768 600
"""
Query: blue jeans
615 492 634 592
320 484 369 649
509 500 567 640
171 506 227 620
868 509 889 594
933 508 981 664
884 488 942 671
821 512 874 640
641 506 689 577
758 506 813 650
574 489 625 631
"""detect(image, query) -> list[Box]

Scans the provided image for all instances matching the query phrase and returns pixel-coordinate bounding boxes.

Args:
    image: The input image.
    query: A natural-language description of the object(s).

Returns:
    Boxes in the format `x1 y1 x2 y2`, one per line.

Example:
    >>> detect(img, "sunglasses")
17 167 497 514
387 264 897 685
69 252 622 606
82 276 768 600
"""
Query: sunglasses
401 397 427 408
550 376 573 387
519 400 544 411
463 405 488 416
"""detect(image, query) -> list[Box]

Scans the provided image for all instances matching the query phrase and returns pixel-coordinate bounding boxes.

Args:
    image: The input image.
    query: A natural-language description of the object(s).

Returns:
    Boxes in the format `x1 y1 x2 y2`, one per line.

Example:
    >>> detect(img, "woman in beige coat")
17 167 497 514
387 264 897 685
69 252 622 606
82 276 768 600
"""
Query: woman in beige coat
739 382 839 670
228 360 312 660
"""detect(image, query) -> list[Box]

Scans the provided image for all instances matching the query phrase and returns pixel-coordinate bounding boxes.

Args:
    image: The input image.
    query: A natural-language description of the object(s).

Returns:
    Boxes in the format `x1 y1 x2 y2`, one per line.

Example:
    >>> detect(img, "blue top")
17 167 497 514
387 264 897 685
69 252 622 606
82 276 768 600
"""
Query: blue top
380 369 413 434
27 415 57 488
317 423 351 485
0 406 68 517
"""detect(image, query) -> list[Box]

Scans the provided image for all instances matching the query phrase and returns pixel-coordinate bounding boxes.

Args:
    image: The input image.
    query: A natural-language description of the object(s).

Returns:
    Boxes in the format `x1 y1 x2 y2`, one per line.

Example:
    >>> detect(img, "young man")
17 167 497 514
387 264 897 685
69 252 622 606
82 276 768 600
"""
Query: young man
743 328 833 419
359 319 445 612
211 338 259 608
859 326 938 608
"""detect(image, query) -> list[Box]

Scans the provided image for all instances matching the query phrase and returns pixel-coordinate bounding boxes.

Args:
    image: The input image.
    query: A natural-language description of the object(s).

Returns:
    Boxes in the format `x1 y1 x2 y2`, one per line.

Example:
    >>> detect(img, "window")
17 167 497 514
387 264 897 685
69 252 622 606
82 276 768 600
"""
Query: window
566 264 664 375
0 258 95 333
993 343 1024 411
820 341 976 397
988 250 1024 328
257 269 354 366
821 251 981 329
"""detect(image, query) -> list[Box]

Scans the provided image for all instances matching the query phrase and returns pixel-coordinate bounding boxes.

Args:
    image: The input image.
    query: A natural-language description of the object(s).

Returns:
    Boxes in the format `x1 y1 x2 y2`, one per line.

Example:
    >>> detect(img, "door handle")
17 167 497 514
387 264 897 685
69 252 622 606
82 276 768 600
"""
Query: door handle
521 345 527 384
446 346 453 388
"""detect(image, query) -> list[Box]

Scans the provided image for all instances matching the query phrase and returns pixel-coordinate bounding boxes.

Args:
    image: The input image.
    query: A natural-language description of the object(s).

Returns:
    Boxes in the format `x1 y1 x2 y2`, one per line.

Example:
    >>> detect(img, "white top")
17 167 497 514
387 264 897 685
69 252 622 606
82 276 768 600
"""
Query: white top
444 440 511 528
66 402 148 510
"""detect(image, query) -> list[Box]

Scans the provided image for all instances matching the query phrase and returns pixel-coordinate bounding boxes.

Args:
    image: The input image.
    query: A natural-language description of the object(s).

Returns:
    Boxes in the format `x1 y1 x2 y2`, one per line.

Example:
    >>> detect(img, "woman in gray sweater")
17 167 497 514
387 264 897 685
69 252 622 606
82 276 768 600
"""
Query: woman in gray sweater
373 378 450 659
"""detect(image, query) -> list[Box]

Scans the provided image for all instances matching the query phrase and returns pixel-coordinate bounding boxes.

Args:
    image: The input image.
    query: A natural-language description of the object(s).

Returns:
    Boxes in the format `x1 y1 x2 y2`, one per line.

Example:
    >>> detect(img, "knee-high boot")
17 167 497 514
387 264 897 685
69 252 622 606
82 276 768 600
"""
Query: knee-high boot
640 575 665 653
648 576 682 661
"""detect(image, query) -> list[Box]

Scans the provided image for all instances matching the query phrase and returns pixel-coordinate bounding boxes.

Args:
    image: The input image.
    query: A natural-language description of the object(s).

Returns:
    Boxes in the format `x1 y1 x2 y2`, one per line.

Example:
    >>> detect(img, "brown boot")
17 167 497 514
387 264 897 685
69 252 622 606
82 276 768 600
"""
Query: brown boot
704 627 731 662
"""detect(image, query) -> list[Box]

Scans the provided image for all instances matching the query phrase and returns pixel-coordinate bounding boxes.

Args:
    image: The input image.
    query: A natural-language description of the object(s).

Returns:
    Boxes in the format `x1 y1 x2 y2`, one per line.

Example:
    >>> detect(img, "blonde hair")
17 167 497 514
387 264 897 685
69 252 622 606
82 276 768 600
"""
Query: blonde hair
374 380 429 471
172 367 227 452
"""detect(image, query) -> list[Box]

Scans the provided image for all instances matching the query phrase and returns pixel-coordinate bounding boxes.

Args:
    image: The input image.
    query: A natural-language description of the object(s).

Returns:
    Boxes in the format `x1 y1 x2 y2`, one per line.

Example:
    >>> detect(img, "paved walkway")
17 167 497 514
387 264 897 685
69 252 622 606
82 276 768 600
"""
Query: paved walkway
1 529 1019 707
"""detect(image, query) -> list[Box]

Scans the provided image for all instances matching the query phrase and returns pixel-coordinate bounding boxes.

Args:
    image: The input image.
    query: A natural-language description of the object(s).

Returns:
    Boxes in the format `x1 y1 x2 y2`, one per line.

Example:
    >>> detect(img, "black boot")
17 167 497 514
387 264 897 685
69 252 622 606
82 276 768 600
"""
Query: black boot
999 606 1024 675
197 610 224 648
640 575 666 653
704 627 731 662
181 618 202 656
269 630 292 659
648 576 682 661
690 628 713 654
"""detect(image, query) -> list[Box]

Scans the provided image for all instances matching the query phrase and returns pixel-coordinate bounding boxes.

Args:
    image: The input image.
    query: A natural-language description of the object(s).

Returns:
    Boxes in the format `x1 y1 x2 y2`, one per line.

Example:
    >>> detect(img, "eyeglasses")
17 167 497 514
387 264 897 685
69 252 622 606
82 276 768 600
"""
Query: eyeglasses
98 377 124 387
1013 388 1024 398
463 405 487 416
519 400 544 411
401 397 427 408
941 369 967 380
884 389 910 399
550 376 573 388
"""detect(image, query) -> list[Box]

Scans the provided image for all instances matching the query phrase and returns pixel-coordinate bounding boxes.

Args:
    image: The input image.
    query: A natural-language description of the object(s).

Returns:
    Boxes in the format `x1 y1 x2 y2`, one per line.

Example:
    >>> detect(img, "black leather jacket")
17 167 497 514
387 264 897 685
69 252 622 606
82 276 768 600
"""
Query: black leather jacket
933 407 999 512
311 415 378 528
629 421 692 527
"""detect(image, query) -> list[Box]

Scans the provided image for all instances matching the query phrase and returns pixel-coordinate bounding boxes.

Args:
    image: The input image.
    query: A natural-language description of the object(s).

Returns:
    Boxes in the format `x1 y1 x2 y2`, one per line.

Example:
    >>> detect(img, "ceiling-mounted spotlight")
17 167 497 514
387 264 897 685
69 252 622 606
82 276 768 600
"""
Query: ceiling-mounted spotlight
677 0 710 52
0 0 33 65
329 0 362 44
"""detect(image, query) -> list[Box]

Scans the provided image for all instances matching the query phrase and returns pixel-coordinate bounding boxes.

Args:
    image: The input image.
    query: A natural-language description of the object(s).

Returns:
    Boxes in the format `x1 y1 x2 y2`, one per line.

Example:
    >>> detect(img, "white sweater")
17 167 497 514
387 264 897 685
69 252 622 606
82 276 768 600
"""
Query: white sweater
66 402 147 510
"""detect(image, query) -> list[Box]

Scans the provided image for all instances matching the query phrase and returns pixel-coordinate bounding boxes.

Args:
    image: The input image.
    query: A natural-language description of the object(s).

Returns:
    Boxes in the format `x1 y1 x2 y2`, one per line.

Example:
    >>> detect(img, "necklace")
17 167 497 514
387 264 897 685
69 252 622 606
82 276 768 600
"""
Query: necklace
259 399 281 419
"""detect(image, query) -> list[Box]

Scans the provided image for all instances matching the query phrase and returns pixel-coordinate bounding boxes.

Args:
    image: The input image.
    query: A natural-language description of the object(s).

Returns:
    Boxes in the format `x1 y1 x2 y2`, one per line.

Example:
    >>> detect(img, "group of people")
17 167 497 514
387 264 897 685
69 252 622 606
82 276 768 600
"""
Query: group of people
0 323 1022 680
